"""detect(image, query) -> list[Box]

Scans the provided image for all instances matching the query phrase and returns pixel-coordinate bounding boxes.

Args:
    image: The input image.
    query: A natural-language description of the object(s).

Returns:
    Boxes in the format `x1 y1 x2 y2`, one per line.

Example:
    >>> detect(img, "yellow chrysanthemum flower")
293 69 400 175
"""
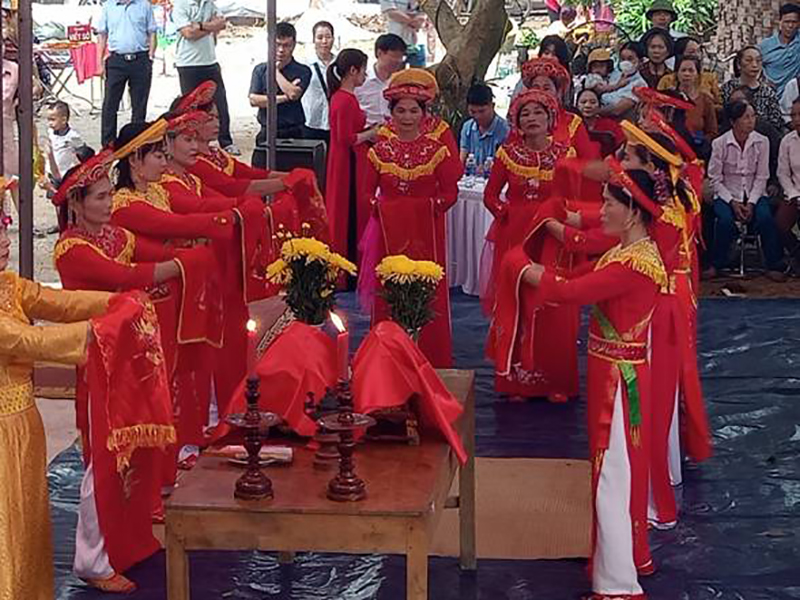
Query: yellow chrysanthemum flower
376 255 444 285
328 252 358 276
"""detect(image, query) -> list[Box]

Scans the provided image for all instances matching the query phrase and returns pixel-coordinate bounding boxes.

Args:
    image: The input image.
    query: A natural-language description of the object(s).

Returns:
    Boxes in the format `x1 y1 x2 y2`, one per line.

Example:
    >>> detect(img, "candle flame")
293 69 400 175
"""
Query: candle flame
246 318 257 333
329 311 346 333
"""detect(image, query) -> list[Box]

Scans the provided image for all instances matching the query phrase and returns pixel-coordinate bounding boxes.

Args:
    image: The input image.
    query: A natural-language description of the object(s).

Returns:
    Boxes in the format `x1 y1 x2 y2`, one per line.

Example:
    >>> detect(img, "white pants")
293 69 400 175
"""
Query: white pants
73 460 113 579
667 391 682 487
592 384 643 596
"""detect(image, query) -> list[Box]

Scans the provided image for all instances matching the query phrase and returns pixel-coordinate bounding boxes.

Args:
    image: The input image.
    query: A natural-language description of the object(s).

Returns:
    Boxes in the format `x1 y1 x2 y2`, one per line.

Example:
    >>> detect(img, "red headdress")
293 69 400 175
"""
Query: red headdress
606 157 663 219
167 110 212 136
51 150 114 207
507 88 560 132
645 109 698 162
174 81 217 114
383 68 439 103
633 86 694 112
521 56 570 94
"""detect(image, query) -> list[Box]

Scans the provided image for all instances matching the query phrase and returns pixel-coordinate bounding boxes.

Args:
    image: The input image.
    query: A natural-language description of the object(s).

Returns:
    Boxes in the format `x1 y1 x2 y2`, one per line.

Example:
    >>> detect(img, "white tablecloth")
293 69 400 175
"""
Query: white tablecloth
446 180 495 296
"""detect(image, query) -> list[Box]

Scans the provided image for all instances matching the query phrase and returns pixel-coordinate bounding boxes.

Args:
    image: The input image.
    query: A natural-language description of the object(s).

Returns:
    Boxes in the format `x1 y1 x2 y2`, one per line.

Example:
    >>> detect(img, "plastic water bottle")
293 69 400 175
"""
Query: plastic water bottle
483 157 494 179
464 154 477 188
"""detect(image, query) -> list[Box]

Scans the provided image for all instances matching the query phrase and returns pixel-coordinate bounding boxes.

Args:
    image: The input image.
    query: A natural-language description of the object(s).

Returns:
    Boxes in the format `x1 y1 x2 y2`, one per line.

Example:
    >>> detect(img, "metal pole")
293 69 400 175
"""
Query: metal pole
18 0 33 278
266 0 276 169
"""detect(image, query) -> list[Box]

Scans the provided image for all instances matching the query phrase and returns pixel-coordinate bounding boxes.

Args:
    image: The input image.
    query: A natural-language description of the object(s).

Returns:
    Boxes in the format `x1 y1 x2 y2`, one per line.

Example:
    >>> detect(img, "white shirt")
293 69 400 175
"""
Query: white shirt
172 0 217 67
302 53 334 131
355 63 390 127
777 130 800 199
708 129 770 204
48 127 85 179
380 0 418 46
780 77 799 123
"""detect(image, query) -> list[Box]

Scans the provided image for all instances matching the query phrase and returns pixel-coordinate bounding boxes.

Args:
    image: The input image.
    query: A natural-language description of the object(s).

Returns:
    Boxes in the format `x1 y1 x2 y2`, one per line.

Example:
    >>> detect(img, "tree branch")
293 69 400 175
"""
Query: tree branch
419 0 463 48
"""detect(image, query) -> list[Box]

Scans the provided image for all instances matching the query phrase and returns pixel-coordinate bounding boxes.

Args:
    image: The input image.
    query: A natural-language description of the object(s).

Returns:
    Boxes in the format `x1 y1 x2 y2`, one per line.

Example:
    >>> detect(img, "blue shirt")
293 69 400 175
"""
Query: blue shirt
459 115 510 166
97 0 156 55
759 32 800 97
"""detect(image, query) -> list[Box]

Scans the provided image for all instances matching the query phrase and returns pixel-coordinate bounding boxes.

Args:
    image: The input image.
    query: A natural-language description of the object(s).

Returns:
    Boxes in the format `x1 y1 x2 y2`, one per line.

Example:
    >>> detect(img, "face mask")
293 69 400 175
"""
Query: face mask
619 60 636 75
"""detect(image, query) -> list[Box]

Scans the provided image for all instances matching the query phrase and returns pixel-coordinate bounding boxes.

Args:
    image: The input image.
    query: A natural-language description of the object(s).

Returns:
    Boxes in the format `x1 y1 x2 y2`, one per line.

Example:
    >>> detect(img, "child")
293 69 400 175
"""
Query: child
42 100 86 192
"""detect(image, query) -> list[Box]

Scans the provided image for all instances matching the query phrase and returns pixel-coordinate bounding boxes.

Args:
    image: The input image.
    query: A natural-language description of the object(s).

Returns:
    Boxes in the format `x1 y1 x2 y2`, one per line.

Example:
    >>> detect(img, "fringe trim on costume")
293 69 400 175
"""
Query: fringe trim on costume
368 146 449 180
112 184 172 213
496 147 556 180
162 172 202 195
107 424 177 472
595 238 668 292
658 200 685 230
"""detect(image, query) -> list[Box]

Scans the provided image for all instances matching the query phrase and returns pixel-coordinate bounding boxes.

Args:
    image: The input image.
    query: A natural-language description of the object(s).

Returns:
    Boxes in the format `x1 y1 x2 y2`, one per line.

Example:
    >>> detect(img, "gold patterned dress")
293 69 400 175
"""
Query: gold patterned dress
0 271 109 600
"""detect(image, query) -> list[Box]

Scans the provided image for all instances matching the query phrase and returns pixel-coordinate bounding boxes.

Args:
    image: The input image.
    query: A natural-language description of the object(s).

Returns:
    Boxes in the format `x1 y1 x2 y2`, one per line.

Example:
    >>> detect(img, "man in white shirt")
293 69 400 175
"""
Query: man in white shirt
380 0 425 67
355 33 407 127
708 99 785 276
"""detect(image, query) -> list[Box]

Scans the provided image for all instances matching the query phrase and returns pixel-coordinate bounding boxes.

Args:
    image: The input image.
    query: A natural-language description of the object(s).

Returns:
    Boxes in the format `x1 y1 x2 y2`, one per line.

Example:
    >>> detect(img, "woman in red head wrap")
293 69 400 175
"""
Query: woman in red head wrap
483 89 582 401
358 68 461 367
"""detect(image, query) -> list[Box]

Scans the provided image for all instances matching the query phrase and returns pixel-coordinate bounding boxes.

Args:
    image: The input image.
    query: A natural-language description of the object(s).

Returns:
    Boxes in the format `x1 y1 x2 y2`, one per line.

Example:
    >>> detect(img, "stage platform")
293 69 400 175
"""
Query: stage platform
50 292 800 599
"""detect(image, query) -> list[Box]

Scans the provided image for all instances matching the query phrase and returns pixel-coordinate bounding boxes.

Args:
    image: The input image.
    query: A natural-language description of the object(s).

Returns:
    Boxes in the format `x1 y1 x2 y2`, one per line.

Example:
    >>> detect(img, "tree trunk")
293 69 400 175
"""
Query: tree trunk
713 0 778 59
420 0 509 125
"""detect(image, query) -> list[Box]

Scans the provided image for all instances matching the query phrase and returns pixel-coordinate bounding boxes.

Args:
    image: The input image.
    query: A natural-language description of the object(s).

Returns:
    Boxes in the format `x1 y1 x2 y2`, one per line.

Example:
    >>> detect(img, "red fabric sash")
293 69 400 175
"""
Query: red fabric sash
352 321 467 464
234 197 273 303
174 245 225 347
283 168 330 243
212 322 337 440
86 292 175 573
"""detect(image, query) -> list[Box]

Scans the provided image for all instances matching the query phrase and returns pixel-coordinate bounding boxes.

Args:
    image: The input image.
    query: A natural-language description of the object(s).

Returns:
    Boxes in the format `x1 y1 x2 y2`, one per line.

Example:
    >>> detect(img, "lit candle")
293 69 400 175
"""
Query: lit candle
330 311 349 381
246 318 258 379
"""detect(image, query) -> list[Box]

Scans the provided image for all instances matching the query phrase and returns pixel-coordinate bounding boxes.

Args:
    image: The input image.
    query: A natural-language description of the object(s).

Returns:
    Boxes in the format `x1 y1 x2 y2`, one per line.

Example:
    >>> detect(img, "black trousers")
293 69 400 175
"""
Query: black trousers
177 63 233 148
101 52 152 147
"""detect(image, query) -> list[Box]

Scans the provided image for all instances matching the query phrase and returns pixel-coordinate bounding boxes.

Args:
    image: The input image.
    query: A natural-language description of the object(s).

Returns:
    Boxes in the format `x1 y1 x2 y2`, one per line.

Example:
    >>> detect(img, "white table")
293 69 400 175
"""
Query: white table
446 179 495 296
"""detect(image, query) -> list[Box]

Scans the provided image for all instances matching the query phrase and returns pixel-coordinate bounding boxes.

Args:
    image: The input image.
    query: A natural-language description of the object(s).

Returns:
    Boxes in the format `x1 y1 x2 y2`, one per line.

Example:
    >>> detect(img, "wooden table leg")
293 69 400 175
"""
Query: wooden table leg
406 521 429 600
459 380 477 571
166 524 190 600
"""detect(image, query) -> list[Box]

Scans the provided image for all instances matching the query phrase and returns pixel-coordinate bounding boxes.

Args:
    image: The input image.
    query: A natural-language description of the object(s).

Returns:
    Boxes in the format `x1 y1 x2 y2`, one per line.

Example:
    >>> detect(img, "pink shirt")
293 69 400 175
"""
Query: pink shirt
708 129 770 204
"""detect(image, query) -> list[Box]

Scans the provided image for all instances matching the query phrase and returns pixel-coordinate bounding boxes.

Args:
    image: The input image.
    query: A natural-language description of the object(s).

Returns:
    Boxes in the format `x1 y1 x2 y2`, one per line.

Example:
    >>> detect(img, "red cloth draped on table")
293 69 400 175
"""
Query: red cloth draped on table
84 292 175 574
358 133 460 368
69 42 101 84
213 322 336 440
327 89 370 261
352 321 467 464
482 137 582 399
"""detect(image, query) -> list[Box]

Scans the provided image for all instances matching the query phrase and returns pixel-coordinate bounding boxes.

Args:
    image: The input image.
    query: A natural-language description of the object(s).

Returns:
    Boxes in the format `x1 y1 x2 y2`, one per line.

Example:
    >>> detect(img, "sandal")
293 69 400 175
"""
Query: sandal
82 573 137 594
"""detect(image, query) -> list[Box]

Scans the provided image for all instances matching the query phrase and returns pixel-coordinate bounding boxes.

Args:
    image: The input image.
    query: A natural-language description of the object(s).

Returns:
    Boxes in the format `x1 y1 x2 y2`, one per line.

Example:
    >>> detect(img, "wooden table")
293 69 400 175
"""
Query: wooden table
165 369 476 600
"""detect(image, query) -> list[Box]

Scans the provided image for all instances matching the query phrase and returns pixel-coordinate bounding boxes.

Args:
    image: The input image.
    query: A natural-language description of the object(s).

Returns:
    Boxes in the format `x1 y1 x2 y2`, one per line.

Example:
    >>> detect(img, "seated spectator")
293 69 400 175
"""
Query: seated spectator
707 100 785 278
759 2 800 98
658 36 722 107
356 33 407 127
721 85 782 177
599 41 647 120
775 97 800 263
459 83 509 166
721 45 784 132
249 22 312 168
646 0 686 40
639 27 674 89
575 87 624 157
671 56 718 150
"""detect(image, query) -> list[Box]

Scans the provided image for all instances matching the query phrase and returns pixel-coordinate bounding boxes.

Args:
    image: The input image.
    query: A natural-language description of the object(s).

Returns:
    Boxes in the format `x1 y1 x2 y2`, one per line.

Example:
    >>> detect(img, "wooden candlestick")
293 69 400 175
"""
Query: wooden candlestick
225 376 280 501
304 390 340 470
318 379 375 502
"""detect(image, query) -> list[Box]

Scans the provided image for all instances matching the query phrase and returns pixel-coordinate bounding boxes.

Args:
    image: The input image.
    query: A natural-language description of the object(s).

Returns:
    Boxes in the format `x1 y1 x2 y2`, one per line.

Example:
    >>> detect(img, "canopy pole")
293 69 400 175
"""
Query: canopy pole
266 0 276 169
18 0 33 278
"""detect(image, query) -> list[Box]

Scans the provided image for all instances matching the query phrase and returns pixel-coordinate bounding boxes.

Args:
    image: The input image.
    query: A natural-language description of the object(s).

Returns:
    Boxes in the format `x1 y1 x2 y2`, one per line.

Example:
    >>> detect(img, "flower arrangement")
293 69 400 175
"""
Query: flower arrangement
376 255 444 337
267 235 357 325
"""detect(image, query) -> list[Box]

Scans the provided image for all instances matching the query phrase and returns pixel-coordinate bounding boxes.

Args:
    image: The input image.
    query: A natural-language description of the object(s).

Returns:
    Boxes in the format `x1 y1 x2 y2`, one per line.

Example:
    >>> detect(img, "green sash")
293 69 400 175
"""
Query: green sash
591 306 642 428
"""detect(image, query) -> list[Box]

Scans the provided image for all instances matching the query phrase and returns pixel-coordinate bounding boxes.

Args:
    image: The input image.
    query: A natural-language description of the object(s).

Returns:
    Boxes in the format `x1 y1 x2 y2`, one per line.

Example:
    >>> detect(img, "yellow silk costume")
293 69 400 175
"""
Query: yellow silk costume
0 271 109 600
